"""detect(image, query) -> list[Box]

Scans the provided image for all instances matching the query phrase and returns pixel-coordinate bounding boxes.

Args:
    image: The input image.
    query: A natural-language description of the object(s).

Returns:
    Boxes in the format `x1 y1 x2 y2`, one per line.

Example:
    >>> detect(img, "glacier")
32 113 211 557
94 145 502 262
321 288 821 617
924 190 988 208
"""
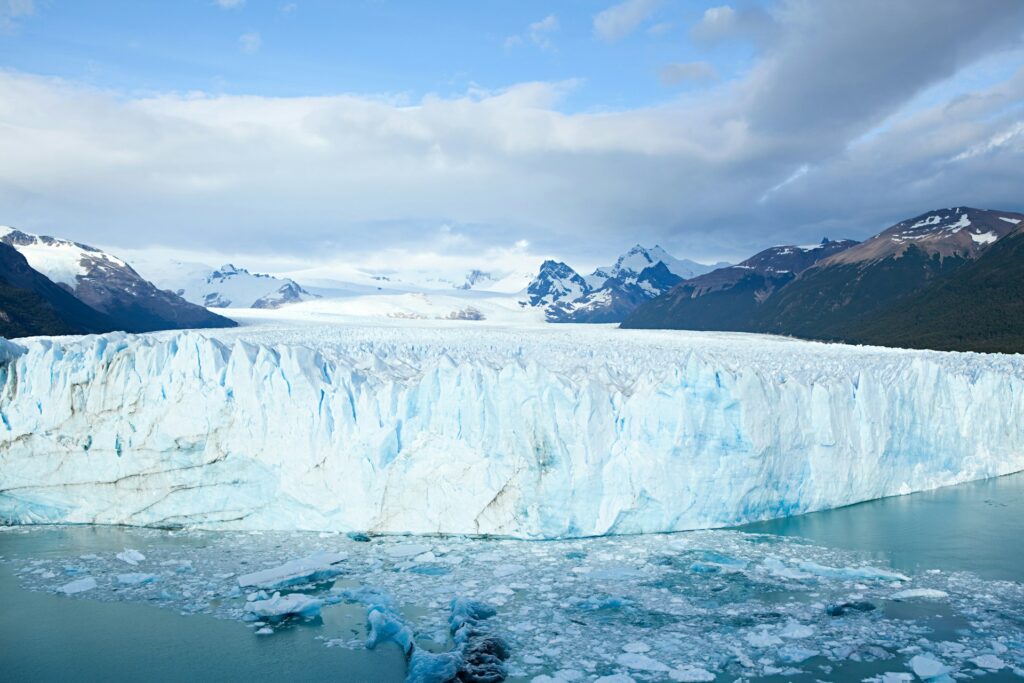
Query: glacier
0 323 1022 537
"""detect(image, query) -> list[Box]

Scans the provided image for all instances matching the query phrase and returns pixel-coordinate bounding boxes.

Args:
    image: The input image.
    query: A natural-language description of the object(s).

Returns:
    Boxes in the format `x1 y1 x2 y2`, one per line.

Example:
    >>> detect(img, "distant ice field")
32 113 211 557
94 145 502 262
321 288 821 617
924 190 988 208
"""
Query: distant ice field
1 312 1023 537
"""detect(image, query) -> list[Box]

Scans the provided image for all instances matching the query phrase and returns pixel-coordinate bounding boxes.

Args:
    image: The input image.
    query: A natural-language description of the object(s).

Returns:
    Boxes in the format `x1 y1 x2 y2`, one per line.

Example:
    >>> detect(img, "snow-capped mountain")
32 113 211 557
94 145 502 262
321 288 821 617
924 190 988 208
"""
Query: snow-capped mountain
622 238 858 331
175 263 318 309
526 260 590 308
756 207 1024 340
823 206 1022 265
625 206 1024 350
0 226 234 332
525 245 719 323
0 242 117 337
589 244 725 286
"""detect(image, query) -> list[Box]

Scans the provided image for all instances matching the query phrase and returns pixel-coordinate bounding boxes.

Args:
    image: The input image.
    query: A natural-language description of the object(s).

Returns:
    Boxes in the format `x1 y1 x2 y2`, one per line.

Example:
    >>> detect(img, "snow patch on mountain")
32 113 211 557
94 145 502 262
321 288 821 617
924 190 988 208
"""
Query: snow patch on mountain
175 264 318 309
526 246 726 323
0 226 129 289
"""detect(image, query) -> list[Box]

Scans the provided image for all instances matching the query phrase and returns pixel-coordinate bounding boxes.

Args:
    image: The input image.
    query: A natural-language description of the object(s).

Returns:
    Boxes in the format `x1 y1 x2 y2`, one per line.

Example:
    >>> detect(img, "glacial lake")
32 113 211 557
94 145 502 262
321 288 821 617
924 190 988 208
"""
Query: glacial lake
1 473 1022 683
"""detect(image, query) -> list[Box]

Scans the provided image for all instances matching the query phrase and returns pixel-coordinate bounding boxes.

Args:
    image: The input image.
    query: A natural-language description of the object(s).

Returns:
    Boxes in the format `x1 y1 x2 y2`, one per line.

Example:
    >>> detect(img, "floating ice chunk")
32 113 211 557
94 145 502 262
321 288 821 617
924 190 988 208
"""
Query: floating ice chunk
407 649 461 682
745 630 783 647
244 592 322 620
779 621 814 639
972 655 1005 671
116 573 157 586
116 549 145 565
778 645 818 663
594 676 636 683
909 654 949 680
798 561 908 582
690 550 748 573
879 674 914 683
382 544 431 558
493 564 526 578
616 653 670 672
237 551 346 589
57 576 97 594
761 557 813 580
669 665 716 682
622 642 651 653
255 626 274 635
890 588 949 600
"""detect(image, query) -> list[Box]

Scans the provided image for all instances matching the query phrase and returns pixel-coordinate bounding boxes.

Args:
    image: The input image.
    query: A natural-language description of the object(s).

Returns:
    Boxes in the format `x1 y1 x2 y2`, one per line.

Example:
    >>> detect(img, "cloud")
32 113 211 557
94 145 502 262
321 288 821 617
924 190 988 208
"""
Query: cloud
2 1 1024 266
506 14 560 51
593 0 661 43
239 31 261 54
691 5 736 40
281 3 297 13
647 21 673 36
215 0 245 8
659 61 718 86
1 0 35 31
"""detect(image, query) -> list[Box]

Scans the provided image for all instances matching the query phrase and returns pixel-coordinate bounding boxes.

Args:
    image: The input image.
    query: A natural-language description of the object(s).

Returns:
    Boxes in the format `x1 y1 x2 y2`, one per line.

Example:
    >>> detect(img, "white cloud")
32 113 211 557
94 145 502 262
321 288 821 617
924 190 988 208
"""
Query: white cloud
506 14 560 51
1 0 35 31
239 31 261 54
593 0 661 43
691 5 736 40
660 61 718 85
2 2 1023 265
647 21 673 36
281 3 297 13
215 0 245 8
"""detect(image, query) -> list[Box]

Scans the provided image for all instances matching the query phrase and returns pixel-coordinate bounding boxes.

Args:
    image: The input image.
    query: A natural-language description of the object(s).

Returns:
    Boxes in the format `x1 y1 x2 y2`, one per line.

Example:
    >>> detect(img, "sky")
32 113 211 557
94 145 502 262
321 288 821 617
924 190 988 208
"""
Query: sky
1 0 1023 277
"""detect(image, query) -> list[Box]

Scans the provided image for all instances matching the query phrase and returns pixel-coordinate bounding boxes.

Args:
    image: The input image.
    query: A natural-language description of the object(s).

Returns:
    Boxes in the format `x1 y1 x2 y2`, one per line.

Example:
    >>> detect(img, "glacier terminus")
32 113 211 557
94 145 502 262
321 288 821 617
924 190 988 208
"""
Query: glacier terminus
1 322 1022 538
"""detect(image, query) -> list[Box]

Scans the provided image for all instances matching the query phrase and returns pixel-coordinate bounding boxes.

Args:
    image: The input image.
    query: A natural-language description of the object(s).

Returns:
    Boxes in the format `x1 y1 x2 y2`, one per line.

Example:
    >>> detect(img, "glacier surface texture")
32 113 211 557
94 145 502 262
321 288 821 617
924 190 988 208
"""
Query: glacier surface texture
1 324 1022 537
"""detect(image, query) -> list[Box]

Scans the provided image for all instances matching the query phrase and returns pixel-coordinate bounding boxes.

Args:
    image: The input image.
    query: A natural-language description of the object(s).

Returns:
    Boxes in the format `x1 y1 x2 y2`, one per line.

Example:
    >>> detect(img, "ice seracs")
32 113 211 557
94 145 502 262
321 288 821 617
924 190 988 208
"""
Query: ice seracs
1 323 1022 538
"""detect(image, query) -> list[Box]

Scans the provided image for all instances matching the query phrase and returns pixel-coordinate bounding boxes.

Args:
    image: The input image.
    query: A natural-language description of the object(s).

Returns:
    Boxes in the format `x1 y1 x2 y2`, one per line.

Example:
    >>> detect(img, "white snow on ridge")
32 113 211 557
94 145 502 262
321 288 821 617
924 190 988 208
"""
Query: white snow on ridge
0 323 1022 537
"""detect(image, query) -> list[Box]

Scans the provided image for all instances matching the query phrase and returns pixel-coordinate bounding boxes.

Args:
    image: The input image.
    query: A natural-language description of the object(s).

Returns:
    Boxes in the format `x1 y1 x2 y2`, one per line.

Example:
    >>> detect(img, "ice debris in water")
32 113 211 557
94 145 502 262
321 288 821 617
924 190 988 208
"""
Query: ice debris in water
57 576 97 594
236 551 346 590
244 592 322 621
909 654 949 680
115 548 145 565
116 573 157 586
890 588 949 600
6 526 1024 681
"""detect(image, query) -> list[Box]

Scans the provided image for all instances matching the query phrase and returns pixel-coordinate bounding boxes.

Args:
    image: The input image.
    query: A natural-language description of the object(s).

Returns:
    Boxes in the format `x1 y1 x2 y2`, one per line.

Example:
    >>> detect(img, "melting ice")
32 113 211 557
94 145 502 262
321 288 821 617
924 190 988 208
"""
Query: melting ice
4 526 1023 681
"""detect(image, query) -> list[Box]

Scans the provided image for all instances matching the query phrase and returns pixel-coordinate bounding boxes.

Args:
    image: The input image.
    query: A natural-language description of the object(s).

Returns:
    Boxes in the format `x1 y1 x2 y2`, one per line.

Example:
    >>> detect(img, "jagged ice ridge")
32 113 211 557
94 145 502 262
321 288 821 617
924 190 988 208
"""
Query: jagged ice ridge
1 324 1022 537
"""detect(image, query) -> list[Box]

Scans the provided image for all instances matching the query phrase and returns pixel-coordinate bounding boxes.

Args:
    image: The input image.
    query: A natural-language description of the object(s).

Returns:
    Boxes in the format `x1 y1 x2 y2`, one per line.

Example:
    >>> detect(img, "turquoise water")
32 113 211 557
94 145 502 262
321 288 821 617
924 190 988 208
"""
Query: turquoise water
739 471 1024 583
1 473 1022 682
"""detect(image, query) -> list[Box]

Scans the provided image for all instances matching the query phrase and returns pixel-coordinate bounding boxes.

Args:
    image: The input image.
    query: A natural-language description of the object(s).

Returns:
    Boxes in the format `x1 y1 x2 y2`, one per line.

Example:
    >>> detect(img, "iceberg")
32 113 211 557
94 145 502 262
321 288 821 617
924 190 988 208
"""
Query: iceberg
236 551 346 589
244 592 322 620
0 325 1022 538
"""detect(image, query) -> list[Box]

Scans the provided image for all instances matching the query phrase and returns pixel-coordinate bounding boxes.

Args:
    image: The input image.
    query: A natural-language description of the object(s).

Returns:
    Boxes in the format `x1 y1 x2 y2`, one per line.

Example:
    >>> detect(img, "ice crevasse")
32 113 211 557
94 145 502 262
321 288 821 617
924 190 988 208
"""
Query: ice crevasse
0 325 1022 538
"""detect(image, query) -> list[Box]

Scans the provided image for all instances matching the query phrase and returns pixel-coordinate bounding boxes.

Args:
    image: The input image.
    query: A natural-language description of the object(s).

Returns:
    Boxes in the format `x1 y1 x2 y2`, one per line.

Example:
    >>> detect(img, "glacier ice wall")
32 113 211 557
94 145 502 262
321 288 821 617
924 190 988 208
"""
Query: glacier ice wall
1 326 1022 538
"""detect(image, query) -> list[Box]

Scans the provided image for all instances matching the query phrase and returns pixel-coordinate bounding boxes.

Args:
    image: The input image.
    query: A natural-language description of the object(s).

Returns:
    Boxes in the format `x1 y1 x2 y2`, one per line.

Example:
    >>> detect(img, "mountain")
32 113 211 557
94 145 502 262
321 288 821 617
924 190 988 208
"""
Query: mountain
526 246 719 323
0 227 235 333
589 244 725 286
622 238 858 331
174 263 318 309
0 242 118 338
525 260 591 320
755 207 1024 341
845 222 1024 353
